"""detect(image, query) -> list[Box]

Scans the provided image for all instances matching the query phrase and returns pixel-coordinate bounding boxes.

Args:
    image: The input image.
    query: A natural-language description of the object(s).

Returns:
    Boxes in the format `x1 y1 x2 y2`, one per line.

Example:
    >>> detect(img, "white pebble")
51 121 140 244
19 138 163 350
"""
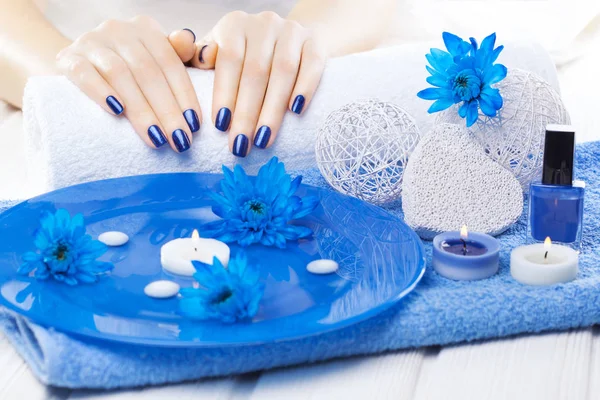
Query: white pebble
144 281 180 299
307 259 339 275
98 231 129 246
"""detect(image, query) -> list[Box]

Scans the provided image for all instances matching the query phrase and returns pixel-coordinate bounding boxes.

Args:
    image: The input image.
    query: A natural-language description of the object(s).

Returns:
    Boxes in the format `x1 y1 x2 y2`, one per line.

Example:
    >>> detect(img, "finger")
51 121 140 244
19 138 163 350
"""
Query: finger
138 24 202 135
83 47 170 149
112 40 193 152
57 53 125 116
253 23 304 149
168 28 197 63
212 37 245 133
289 38 326 115
187 40 218 70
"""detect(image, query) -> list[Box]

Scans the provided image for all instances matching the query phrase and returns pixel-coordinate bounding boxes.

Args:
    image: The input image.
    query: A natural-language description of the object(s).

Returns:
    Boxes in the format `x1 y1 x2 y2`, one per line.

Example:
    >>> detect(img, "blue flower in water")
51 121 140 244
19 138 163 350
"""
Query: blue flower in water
203 157 319 248
18 209 113 285
417 32 508 127
179 253 264 323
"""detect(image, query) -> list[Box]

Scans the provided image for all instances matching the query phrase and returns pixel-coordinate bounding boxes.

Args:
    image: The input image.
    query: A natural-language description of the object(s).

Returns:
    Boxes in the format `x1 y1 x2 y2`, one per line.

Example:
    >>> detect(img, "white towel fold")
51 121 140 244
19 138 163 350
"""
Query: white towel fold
23 43 559 191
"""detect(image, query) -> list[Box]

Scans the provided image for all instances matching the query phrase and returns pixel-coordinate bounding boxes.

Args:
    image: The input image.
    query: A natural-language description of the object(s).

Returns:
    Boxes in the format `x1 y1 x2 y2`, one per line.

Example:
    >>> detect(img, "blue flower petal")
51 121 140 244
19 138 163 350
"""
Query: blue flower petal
426 74 451 88
417 87 453 100
466 101 480 127
426 49 454 73
482 63 507 85
478 96 498 117
442 32 471 57
427 98 455 113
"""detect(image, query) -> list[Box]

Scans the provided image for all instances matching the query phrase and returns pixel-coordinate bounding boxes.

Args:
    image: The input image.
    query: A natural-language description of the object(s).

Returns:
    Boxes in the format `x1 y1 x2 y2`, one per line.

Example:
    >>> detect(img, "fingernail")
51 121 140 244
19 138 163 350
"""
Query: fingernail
106 96 124 115
233 134 249 157
291 95 305 114
148 125 167 148
182 28 196 42
172 129 191 153
215 107 231 132
183 109 200 133
199 44 208 63
254 125 271 149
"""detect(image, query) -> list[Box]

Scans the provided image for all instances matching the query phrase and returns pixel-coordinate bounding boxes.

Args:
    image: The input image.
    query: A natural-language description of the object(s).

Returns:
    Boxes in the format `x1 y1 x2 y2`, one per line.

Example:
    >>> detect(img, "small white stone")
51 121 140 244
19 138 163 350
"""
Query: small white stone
401 124 524 239
144 280 180 299
98 231 129 246
307 259 339 274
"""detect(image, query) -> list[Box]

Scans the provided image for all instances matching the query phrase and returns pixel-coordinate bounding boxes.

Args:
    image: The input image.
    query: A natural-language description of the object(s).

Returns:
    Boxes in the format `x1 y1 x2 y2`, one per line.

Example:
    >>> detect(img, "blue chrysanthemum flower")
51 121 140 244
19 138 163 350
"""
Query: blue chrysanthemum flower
17 209 113 285
417 32 508 127
203 157 319 248
179 253 264 323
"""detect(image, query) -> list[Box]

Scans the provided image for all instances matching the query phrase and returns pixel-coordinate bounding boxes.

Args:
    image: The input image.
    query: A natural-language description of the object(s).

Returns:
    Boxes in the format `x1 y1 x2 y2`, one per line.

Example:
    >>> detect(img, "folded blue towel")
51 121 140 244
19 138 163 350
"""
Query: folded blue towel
1 141 599 389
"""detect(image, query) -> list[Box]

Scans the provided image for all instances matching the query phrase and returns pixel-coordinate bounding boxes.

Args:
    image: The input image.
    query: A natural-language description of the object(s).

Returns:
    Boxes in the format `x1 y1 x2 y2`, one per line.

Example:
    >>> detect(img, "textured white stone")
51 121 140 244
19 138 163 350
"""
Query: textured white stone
401 124 523 239
98 231 129 246
307 259 339 274
144 280 180 299
436 69 570 190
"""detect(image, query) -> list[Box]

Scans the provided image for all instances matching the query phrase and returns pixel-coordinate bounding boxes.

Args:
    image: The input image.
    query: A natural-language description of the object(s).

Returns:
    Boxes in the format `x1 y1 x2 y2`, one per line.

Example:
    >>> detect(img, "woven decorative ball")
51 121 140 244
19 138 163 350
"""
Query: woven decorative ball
315 100 421 205
436 68 570 190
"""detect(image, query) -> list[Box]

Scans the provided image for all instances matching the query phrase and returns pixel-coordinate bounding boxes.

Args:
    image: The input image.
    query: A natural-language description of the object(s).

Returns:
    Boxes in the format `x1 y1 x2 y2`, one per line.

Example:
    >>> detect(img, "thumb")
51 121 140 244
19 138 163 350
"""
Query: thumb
168 28 197 63
188 39 217 70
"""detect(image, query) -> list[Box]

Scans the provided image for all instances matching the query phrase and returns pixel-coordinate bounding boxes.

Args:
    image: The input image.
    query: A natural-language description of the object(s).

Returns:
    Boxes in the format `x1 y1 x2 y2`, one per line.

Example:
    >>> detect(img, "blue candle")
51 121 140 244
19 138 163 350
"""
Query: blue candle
432 226 500 280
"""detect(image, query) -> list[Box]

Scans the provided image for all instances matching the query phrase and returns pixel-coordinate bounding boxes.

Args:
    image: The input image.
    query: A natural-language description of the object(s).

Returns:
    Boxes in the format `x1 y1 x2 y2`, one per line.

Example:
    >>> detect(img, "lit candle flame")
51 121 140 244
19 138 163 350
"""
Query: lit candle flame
544 236 551 260
191 229 200 240
460 225 468 240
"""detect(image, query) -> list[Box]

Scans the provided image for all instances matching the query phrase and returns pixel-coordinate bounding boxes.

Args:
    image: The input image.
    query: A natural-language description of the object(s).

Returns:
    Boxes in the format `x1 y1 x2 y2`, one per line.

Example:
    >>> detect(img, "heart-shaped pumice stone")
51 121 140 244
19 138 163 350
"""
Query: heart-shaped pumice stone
401 123 523 239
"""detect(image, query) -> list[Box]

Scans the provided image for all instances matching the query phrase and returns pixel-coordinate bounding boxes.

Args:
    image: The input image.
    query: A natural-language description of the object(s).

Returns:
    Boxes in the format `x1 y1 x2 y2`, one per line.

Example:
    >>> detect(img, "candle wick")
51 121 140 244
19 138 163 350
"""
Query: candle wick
194 248 197 252
544 251 548 259
460 238 467 256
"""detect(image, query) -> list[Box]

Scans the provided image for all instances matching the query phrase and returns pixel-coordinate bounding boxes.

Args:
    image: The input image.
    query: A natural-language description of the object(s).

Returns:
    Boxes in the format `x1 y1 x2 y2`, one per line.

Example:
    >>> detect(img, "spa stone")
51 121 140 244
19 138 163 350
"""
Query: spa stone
307 259 339 274
98 231 129 247
144 281 180 299
401 124 523 239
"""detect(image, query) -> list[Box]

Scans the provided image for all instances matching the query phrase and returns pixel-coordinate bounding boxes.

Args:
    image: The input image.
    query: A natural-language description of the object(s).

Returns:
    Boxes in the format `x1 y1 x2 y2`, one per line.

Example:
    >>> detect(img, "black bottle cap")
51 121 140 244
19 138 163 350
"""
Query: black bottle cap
542 124 575 186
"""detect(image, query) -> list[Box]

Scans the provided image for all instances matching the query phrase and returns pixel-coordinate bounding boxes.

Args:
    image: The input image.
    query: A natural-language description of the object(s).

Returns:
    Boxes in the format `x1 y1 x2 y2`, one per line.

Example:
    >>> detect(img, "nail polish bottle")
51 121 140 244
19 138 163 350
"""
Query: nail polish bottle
527 125 585 250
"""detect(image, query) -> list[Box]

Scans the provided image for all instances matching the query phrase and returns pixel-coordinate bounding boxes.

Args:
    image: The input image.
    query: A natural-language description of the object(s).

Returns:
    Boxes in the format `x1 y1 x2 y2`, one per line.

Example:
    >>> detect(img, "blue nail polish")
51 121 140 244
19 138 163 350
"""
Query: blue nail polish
172 129 191 152
148 125 167 148
215 107 232 132
199 45 208 63
182 28 196 42
254 125 271 149
183 109 200 133
291 95 305 114
233 134 249 157
106 96 123 115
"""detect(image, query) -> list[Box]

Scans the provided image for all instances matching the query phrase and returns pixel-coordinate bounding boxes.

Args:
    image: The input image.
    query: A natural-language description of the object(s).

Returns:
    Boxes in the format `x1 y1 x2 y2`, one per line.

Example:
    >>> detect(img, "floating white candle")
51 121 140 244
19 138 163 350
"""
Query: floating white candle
160 230 230 276
307 259 339 274
144 280 180 299
98 231 129 246
510 237 579 286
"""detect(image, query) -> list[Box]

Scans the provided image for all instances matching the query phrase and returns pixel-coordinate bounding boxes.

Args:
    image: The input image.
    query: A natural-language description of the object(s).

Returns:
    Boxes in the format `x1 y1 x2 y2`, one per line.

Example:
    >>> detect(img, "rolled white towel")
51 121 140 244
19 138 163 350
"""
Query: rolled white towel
23 42 559 191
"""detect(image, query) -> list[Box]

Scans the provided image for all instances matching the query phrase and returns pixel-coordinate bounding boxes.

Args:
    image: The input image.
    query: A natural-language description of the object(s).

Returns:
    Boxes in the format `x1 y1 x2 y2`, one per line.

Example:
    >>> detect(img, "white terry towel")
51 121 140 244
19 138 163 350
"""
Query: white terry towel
23 43 559 192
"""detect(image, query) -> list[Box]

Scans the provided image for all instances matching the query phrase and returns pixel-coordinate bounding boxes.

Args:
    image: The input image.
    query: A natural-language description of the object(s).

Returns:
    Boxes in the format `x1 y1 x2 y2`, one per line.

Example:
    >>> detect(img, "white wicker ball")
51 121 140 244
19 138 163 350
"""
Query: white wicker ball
436 68 570 190
315 100 421 205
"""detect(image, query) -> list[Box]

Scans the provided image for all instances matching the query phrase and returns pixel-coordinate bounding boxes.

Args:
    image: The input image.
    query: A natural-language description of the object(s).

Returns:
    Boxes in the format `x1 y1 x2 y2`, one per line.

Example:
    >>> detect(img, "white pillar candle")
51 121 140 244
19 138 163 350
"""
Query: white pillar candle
510 237 579 286
160 230 230 276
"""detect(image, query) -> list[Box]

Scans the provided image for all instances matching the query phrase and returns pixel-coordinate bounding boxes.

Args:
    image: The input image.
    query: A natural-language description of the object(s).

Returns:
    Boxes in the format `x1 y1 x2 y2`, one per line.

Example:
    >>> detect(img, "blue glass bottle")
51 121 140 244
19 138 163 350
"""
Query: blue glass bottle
527 125 584 250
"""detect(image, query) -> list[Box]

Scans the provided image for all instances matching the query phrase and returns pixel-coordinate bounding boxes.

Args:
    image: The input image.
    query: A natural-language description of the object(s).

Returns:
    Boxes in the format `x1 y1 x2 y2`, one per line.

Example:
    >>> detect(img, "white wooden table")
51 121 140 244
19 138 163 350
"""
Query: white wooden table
2 327 600 399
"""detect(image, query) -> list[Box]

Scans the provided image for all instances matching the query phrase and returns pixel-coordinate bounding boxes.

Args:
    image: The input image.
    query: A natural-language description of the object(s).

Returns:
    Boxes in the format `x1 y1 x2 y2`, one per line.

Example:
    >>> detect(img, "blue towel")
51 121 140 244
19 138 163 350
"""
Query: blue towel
1 141 599 389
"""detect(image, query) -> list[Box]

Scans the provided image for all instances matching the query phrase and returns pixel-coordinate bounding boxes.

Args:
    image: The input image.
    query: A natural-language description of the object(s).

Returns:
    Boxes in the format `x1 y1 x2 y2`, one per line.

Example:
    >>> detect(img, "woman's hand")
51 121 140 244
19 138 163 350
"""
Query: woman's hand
57 16 201 153
173 11 327 157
